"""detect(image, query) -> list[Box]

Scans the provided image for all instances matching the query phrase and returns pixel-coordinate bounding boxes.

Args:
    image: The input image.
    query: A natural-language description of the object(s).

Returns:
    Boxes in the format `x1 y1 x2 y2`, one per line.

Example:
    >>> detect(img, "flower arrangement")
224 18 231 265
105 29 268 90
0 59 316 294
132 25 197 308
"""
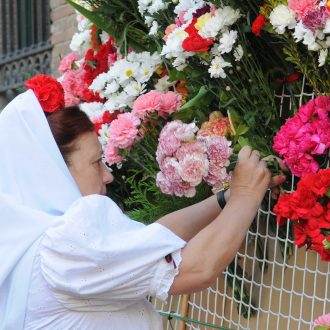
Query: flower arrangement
274 168 330 261
156 119 232 197
25 74 65 113
273 95 330 177
253 0 330 94
141 0 243 78
89 51 162 112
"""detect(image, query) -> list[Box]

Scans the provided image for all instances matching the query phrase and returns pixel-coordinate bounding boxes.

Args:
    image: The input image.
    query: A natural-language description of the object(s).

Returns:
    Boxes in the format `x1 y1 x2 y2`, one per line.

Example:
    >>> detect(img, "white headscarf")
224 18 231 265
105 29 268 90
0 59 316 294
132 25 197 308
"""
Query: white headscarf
0 90 81 329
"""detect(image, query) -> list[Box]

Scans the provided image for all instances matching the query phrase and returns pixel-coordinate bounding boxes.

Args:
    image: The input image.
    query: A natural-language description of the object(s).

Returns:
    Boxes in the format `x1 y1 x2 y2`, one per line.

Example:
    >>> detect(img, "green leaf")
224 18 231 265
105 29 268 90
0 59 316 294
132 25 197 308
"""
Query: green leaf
169 69 186 81
67 1 109 32
179 86 209 111
314 326 330 330
235 124 250 136
238 136 251 148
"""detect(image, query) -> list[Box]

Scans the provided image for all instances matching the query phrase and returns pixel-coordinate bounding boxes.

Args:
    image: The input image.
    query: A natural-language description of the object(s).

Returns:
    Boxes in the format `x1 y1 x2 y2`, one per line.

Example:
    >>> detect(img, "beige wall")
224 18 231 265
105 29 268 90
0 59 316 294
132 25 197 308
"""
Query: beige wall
50 0 77 77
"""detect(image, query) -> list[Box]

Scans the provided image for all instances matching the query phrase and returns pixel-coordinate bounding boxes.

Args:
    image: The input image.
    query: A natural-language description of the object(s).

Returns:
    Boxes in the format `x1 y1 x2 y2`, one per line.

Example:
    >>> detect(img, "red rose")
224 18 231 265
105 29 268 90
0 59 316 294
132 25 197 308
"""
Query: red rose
182 18 214 52
25 74 65 113
252 13 267 36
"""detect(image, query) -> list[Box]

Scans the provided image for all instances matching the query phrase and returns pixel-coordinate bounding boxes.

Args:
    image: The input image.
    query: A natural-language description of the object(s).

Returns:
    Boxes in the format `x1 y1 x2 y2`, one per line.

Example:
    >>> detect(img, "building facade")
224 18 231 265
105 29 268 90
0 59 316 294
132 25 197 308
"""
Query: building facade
0 0 76 108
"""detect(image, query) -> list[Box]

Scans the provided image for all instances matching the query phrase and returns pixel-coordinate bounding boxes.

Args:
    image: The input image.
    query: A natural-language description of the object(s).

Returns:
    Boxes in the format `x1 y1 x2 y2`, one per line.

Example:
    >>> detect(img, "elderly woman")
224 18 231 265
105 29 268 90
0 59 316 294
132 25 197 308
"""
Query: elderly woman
0 83 284 329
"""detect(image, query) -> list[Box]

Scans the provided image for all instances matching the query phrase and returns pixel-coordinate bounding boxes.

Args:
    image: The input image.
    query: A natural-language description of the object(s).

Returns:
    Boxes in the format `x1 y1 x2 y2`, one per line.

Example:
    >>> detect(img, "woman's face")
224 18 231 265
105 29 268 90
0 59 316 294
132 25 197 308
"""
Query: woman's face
67 131 114 196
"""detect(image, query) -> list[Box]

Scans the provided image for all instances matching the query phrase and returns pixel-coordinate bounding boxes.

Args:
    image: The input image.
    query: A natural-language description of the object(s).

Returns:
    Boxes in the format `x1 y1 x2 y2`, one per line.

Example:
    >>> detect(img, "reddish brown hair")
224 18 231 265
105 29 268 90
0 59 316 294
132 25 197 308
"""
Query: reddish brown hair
46 106 94 164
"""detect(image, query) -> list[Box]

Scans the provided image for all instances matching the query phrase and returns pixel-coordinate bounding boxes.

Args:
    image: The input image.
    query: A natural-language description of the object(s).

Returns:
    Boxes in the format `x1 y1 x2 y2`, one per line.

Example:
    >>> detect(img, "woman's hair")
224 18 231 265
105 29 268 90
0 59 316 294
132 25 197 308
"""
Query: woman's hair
46 106 94 164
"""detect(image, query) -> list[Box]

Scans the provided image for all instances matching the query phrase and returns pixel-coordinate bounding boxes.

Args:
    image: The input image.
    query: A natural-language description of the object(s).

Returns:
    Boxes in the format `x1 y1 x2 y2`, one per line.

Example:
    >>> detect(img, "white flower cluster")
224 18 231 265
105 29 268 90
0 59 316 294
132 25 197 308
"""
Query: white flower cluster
138 0 170 35
70 13 93 54
269 2 330 67
89 51 162 112
157 2 242 78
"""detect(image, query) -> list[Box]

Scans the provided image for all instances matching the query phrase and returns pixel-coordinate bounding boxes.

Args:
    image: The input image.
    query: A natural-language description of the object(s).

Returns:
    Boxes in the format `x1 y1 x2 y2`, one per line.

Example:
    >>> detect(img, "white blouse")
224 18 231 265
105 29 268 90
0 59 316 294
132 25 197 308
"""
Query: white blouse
23 195 186 330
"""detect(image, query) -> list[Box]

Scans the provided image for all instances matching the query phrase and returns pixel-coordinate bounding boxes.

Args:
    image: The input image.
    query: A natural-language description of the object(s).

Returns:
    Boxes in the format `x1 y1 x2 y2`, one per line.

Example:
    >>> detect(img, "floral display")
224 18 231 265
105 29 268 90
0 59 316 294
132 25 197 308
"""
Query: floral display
253 0 330 94
274 168 330 261
156 120 232 197
139 0 243 77
268 0 330 64
273 96 330 177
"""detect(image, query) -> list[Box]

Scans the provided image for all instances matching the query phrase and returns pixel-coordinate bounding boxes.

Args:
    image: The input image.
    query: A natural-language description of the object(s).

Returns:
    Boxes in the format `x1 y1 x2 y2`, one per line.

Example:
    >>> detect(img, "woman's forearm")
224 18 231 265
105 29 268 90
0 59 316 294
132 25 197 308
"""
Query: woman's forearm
156 190 230 242
169 195 260 294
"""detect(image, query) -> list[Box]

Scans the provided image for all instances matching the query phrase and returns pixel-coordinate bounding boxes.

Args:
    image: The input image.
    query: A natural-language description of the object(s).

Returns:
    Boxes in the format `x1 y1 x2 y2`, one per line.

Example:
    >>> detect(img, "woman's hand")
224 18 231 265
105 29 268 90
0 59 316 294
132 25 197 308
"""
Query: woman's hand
262 155 288 199
230 146 271 206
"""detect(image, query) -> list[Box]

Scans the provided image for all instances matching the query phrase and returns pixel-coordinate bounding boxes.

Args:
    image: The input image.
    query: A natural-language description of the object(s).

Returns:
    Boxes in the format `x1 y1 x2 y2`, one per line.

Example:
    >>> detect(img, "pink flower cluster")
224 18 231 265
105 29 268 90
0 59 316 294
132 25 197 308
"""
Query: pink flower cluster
273 96 330 177
288 0 330 31
58 52 89 107
312 313 330 329
132 90 182 119
156 120 232 197
105 113 141 165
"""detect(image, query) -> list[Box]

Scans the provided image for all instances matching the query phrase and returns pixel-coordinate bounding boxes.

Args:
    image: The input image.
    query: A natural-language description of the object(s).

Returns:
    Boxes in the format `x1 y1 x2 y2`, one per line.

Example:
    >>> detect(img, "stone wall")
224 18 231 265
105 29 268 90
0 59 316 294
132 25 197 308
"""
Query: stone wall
50 0 77 76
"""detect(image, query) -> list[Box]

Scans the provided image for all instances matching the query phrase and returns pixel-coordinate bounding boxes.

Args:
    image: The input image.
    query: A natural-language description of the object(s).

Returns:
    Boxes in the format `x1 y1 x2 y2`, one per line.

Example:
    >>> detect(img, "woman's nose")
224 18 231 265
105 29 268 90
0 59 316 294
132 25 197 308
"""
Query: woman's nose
102 163 114 184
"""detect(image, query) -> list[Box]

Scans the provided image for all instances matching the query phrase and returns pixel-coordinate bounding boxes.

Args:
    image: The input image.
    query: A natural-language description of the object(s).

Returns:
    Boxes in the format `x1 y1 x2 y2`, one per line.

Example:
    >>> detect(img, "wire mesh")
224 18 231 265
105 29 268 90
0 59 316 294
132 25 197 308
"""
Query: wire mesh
154 79 330 329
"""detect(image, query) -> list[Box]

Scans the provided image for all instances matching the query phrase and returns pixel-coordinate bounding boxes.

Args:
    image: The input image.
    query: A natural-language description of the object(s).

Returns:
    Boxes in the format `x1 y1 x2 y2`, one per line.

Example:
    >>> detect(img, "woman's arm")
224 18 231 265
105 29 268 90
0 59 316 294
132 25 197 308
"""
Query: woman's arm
156 190 230 242
157 172 284 242
168 146 271 294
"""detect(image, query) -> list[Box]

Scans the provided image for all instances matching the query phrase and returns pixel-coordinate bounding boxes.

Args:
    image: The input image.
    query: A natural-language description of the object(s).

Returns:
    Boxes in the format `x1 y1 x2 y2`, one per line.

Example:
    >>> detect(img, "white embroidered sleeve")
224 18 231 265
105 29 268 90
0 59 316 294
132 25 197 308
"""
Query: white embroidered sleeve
40 195 186 310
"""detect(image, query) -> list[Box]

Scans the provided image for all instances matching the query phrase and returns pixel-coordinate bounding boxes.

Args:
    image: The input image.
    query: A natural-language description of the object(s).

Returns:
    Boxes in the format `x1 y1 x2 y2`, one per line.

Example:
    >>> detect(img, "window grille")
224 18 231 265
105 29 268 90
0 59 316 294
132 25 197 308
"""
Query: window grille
0 0 51 102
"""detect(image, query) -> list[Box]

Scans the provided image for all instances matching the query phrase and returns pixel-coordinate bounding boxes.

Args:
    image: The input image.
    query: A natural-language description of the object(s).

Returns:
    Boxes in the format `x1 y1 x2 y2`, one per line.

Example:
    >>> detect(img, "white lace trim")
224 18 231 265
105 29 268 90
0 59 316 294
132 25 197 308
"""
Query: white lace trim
152 249 183 301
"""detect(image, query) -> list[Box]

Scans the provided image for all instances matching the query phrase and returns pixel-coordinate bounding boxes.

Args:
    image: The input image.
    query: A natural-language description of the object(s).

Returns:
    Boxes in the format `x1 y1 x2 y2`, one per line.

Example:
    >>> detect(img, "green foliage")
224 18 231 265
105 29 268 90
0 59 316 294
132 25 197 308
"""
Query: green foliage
69 0 155 53
121 130 212 223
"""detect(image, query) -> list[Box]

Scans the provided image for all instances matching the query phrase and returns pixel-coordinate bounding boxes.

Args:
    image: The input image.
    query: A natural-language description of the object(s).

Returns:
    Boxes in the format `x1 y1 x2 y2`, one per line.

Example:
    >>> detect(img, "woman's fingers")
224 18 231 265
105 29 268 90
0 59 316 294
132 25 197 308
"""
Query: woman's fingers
269 174 286 188
238 145 252 161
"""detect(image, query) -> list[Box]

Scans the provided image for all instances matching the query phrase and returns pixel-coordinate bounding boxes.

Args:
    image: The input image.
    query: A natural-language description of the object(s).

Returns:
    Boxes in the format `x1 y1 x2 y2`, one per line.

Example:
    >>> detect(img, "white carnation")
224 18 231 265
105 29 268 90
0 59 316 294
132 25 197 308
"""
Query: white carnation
155 75 175 91
233 45 243 61
89 73 109 94
324 19 330 33
218 30 238 54
269 5 297 34
80 102 104 119
199 7 240 39
70 30 92 54
149 21 159 35
318 49 328 67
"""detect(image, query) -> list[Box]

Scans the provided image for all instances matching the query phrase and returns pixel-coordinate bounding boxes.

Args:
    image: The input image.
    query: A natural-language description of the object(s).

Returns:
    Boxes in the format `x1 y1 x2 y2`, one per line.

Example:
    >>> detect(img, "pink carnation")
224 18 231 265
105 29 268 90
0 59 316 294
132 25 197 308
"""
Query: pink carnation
132 91 163 118
176 141 207 161
288 0 316 19
59 53 79 74
312 313 330 329
159 91 182 117
173 122 198 141
156 172 196 197
178 153 209 186
160 157 181 181
61 68 87 107
202 136 232 166
108 113 140 149
104 144 124 165
204 164 231 188
302 6 329 32
273 96 330 177
132 90 182 119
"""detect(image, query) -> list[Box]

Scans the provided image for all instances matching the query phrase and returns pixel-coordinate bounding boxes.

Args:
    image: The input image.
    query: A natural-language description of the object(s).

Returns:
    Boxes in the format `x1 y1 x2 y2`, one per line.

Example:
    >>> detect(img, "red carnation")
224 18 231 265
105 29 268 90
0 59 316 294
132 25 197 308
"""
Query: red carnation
252 13 267 36
25 74 65 113
274 168 330 261
182 18 214 52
